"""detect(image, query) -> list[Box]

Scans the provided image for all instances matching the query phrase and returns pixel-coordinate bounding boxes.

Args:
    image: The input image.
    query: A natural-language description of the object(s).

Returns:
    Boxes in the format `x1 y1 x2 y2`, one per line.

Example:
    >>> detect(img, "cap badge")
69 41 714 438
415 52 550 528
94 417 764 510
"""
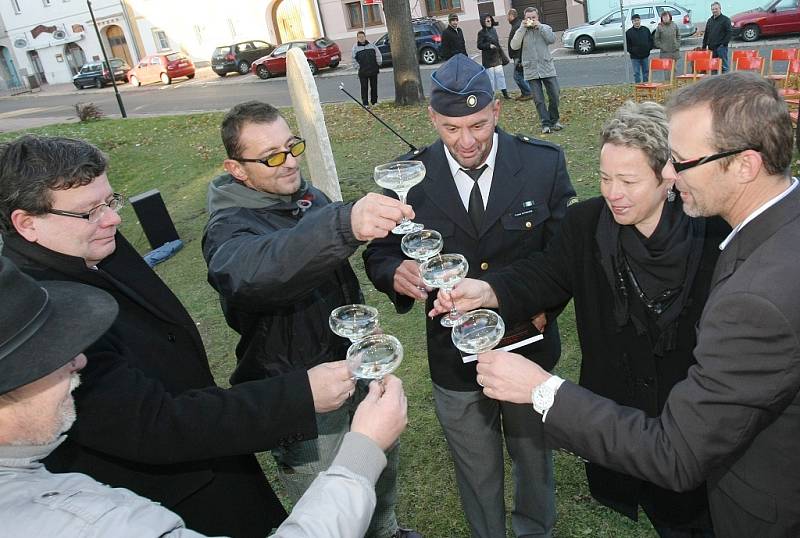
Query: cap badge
466 95 478 108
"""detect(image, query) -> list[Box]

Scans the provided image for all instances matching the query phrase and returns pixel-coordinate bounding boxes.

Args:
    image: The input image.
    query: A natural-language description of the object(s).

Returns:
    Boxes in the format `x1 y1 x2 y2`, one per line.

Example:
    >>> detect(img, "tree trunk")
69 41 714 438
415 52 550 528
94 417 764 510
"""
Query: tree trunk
383 0 425 105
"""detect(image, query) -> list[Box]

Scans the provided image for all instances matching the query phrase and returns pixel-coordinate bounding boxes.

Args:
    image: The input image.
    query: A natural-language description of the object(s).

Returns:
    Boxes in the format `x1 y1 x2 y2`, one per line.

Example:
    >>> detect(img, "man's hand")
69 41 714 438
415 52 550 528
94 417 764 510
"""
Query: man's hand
428 278 498 317
351 375 408 451
351 193 414 242
476 351 551 404
307 361 356 413
393 259 430 301
532 312 547 333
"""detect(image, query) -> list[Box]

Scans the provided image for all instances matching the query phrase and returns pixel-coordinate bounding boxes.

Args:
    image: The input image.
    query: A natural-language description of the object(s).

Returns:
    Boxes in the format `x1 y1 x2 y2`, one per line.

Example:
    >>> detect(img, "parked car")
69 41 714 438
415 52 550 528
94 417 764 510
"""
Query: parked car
212 40 276 76
375 17 445 66
562 2 697 54
72 58 130 89
127 52 195 86
731 0 800 42
252 38 341 78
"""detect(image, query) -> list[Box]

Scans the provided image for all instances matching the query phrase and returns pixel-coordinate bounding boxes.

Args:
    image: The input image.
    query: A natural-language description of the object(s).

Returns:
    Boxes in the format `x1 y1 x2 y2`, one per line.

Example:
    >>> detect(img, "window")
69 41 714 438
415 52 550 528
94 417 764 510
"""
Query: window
425 0 461 16
11 0 21 13
228 18 236 39
43 0 52 6
292 42 309 51
253 41 271 49
273 43 291 56
603 10 628 25
630 7 654 19
656 6 681 16
345 1 383 29
150 56 161 64
193 24 203 45
153 29 170 50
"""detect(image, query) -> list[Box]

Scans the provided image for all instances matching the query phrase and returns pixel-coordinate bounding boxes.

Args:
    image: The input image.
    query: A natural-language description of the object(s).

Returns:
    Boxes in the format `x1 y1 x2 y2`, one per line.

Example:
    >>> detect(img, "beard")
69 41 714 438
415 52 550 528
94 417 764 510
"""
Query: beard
10 373 81 447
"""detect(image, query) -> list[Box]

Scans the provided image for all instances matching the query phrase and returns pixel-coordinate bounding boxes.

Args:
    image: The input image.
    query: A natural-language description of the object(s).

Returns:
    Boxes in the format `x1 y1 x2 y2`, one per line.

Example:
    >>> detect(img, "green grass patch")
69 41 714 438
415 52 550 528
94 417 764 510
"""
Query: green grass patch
4 85 799 537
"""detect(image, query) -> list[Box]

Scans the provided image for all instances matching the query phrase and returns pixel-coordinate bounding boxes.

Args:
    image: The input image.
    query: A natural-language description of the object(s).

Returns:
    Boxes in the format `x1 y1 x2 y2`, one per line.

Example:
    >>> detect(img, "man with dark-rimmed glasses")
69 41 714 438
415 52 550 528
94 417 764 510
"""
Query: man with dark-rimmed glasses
202 101 420 538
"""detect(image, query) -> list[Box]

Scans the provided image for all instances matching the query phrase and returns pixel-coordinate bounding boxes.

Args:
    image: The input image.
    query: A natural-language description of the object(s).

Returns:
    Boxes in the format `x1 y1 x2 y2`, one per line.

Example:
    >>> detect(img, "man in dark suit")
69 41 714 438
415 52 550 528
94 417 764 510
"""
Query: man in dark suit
440 13 466 61
472 72 800 537
363 55 575 538
0 135 358 538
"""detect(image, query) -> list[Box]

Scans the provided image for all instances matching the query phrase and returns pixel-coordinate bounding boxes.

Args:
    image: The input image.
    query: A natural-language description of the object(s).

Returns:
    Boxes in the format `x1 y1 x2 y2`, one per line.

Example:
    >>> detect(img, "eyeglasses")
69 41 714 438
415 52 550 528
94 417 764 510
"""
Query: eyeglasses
235 138 306 168
669 148 754 173
48 193 125 224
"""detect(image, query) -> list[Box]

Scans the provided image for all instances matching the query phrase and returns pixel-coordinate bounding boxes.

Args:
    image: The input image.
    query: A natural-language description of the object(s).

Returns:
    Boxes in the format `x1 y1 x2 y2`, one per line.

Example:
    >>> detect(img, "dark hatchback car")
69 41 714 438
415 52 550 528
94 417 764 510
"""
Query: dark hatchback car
375 17 445 66
72 58 130 89
212 40 276 76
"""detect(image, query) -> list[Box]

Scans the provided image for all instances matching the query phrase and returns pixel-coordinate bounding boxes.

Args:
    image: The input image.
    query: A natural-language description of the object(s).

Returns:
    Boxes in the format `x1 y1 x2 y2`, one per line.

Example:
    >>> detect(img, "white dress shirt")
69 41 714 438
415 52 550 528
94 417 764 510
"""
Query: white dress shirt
442 133 499 211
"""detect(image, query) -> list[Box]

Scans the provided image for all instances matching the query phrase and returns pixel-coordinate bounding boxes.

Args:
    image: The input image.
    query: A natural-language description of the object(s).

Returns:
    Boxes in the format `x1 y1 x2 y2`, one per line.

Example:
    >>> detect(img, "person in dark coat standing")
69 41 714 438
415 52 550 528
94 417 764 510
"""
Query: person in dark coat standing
627 14 654 82
440 13 466 61
352 31 382 106
507 9 532 100
0 135 359 538
364 55 575 538
477 14 510 99
434 101 723 536
702 2 732 72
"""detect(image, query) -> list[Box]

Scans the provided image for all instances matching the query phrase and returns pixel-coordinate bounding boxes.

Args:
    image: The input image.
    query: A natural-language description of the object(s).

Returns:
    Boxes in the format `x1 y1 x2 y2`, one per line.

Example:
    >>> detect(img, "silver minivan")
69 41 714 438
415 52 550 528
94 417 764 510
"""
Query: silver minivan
562 2 697 54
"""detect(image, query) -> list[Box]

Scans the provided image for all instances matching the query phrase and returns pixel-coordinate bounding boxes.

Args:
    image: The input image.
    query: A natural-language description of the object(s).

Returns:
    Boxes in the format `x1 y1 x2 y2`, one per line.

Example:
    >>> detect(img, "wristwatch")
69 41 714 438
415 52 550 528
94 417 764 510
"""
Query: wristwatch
531 375 565 422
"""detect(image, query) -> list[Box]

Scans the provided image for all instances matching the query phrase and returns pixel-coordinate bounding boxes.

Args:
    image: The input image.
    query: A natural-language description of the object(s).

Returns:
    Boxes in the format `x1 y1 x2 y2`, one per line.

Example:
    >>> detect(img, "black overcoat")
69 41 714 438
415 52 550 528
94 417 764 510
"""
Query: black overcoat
2 232 317 538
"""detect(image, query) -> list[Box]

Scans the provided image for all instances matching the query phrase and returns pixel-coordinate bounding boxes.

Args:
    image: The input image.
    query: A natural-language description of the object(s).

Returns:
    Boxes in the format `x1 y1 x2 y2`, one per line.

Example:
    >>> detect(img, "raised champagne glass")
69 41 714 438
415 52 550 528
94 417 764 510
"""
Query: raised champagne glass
374 161 425 235
451 309 505 355
346 333 404 380
401 229 443 263
329 304 379 343
419 253 469 327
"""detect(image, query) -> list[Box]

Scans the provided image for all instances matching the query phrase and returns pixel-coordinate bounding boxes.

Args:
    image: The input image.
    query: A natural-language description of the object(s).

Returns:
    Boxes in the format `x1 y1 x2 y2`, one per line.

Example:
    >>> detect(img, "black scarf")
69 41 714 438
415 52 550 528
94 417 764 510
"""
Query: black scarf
597 196 705 356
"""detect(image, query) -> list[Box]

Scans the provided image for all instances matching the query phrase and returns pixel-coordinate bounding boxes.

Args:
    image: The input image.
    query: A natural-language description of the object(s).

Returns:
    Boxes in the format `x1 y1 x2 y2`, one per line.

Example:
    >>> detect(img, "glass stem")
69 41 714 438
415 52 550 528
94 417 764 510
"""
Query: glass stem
448 288 459 320
397 192 409 225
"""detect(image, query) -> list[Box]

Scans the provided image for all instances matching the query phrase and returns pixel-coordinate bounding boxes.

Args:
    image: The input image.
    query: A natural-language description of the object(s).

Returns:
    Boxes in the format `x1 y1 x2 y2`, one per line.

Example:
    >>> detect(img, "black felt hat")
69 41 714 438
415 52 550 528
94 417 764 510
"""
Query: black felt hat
0 257 117 395
430 54 494 117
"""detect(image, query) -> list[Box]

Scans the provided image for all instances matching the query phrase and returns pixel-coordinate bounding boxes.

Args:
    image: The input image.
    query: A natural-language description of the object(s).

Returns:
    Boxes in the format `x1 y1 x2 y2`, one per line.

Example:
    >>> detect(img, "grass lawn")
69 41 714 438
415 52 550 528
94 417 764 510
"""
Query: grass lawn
3 86 799 537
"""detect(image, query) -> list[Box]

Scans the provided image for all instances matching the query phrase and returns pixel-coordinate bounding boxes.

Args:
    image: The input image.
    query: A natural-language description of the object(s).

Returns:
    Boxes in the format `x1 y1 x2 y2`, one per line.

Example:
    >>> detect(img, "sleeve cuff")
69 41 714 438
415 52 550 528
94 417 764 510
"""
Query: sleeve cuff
330 432 388 486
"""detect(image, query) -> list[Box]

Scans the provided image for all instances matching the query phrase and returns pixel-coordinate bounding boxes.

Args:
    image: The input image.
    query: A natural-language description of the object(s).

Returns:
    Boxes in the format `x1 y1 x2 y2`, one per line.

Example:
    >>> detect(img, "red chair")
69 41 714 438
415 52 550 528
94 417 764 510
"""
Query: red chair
689 57 723 82
777 59 800 93
735 56 765 75
634 58 675 102
731 49 759 69
676 50 713 84
767 49 799 83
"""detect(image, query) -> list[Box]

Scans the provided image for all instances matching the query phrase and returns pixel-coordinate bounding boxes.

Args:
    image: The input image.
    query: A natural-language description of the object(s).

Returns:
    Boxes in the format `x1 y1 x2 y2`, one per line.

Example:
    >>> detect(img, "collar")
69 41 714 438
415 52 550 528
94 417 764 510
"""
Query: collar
0 435 65 468
443 132 499 181
443 133 499 210
719 177 798 250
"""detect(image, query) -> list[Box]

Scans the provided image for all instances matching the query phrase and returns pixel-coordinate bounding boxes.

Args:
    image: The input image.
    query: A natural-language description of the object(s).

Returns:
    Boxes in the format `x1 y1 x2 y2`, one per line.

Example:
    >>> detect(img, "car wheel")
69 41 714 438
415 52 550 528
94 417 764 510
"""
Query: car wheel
74 83 83 90
575 36 595 55
420 47 438 65
238 60 251 75
308 61 319 75
329 60 340 69
130 75 140 87
742 24 760 42
256 65 271 79
187 73 195 79
94 77 103 89
160 72 171 85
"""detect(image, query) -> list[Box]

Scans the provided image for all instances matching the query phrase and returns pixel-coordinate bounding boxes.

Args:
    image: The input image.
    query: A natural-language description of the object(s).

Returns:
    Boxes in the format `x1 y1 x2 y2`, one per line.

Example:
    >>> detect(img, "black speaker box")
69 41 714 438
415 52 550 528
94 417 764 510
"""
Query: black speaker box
129 189 180 250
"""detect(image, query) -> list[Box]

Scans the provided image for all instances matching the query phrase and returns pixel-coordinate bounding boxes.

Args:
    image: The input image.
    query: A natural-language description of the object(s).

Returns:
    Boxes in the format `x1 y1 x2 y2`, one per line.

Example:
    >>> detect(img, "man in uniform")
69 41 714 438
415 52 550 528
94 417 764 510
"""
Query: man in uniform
363 55 575 538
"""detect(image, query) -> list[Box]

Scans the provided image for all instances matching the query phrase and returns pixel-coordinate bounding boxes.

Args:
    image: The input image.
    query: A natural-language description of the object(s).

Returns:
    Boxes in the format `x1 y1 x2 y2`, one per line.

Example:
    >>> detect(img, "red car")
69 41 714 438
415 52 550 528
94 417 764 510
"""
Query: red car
251 38 341 79
128 52 195 86
731 0 800 42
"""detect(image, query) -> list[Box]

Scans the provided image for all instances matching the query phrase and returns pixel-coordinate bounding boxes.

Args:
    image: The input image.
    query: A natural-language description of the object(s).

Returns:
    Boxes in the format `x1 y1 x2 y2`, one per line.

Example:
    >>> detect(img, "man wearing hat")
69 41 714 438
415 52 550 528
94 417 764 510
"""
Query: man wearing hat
0 256 410 537
0 134 367 538
440 14 467 61
364 54 575 538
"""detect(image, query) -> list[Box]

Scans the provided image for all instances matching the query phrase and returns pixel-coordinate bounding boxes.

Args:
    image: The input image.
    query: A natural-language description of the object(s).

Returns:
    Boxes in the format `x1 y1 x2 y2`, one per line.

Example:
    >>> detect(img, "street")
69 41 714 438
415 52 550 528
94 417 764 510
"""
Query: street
1 36 795 132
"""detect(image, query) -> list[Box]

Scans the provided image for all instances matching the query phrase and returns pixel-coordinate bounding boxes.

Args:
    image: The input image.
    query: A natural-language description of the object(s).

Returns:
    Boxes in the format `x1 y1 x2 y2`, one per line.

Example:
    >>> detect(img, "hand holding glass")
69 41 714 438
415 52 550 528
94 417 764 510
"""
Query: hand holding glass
451 309 505 354
329 304 379 343
346 334 404 380
420 253 469 327
374 161 425 235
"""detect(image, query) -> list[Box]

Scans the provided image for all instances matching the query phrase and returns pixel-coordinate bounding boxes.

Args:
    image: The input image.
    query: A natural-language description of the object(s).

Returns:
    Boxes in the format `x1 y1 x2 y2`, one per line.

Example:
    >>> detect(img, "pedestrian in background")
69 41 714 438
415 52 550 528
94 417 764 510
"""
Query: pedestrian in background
702 2 731 72
441 13 466 61
654 10 681 76
507 9 532 101
510 7 563 134
352 31 382 107
626 14 654 83
477 14 510 99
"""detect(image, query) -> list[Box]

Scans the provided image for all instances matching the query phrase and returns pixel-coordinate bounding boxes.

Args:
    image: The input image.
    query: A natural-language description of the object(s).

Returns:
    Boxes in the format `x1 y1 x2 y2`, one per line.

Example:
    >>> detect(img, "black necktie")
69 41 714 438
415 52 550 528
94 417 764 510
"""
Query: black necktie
462 165 487 232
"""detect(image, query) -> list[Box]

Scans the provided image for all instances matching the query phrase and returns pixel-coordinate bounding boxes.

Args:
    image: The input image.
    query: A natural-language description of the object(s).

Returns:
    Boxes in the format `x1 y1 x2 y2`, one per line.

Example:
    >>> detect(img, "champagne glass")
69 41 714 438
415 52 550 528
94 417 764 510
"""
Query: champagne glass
374 161 425 235
420 253 469 327
346 333 403 380
401 229 443 263
329 304 379 343
451 309 505 355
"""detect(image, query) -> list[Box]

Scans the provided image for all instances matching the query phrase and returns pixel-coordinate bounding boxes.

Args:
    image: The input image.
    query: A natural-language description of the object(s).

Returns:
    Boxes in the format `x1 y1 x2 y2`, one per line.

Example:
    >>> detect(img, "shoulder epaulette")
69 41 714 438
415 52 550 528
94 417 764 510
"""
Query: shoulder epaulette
515 133 561 151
